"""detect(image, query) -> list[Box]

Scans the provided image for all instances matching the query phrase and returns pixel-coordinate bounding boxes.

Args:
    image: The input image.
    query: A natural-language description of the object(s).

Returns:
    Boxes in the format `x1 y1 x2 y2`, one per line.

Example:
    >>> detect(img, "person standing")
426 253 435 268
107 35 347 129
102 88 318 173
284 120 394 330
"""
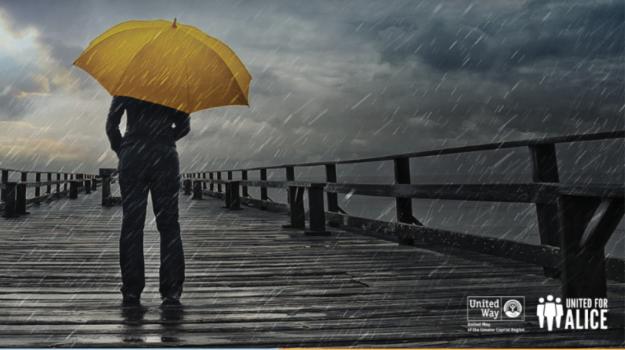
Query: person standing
536 297 545 329
555 297 564 328
106 95 190 307
544 295 557 331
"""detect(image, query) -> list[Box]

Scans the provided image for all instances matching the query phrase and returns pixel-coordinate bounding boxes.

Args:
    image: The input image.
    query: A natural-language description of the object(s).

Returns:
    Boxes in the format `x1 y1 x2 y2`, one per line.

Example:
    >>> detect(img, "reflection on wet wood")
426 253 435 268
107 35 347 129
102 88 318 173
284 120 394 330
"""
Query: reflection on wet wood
0 193 623 347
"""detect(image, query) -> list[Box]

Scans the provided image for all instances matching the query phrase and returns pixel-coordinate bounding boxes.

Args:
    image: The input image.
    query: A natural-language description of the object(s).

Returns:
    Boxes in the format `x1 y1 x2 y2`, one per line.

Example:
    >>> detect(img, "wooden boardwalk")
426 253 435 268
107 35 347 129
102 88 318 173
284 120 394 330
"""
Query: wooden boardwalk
0 192 623 347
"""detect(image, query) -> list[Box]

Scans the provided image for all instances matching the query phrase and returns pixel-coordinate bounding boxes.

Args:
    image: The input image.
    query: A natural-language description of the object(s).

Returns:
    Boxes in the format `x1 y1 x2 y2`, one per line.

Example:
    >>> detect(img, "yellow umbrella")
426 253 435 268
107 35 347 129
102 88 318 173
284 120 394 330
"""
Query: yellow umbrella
73 19 251 113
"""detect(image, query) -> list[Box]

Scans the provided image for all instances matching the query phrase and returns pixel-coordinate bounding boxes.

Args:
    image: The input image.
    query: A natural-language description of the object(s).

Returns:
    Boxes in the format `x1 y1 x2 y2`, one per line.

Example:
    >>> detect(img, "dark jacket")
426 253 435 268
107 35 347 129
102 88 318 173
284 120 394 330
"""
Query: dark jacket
106 96 190 154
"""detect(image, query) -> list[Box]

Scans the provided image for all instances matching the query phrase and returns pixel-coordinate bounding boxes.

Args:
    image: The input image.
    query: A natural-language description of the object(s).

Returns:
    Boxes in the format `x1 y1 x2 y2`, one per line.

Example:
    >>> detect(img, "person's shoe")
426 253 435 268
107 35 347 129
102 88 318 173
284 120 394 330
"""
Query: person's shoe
122 294 141 307
161 297 182 307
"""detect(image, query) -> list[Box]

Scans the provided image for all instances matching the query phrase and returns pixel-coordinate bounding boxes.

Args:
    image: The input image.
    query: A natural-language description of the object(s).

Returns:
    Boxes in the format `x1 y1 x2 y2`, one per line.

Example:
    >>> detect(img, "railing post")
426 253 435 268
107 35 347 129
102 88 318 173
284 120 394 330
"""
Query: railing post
306 184 329 235
69 180 79 199
209 172 214 192
217 172 222 193
63 174 68 193
529 143 561 277
393 157 421 227
286 186 305 229
325 163 339 212
241 170 248 197
2 182 17 218
92 176 98 191
283 166 305 228
1 169 9 202
100 170 111 206
224 181 241 210
183 179 192 195
202 172 207 190
192 180 203 200
558 195 606 298
285 166 295 206
16 182 27 215
46 173 52 195
35 172 41 199
260 168 268 208
19 172 28 211
76 174 84 191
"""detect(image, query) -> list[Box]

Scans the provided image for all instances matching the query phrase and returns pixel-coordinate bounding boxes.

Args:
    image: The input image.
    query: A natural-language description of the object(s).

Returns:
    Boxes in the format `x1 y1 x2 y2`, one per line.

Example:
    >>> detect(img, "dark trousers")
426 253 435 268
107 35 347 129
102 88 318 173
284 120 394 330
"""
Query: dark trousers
118 141 185 299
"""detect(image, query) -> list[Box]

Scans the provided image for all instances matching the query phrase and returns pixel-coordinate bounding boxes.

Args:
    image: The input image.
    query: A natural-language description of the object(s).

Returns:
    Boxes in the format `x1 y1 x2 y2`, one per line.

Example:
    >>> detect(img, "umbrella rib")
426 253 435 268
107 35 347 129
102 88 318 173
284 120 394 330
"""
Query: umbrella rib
179 28 250 103
82 22 166 53
73 27 160 66
183 26 250 80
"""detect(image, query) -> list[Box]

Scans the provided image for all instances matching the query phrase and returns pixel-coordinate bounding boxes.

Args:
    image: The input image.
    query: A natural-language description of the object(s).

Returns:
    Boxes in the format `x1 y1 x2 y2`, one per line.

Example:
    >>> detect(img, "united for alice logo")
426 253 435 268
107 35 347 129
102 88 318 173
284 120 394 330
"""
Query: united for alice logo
537 295 608 331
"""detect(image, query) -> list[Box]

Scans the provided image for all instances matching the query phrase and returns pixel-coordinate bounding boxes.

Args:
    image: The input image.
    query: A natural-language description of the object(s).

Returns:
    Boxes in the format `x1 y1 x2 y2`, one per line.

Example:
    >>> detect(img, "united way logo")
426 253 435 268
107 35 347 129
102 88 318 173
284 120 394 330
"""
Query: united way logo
466 296 526 333
537 295 564 331
467 296 525 321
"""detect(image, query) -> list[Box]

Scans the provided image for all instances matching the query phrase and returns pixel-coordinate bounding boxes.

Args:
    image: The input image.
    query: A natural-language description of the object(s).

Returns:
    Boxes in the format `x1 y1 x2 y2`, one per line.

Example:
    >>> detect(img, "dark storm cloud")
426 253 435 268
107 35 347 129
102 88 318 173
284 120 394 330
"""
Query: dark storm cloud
417 20 493 71
0 0 95 67
346 0 624 144
42 36 84 68
0 62 50 120
372 0 624 72
0 0 94 38
521 0 624 57
0 0 622 173
0 92 29 119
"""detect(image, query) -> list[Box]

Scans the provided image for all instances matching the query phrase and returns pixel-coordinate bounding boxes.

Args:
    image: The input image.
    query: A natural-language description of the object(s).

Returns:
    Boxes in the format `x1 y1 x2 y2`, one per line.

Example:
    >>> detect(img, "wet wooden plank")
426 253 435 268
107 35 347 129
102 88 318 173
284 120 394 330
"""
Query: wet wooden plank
0 192 623 347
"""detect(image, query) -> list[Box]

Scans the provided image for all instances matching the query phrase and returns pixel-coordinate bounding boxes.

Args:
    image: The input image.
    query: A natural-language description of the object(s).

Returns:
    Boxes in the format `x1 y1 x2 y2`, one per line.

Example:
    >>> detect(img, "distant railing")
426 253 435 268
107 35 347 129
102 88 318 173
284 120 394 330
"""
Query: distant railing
183 130 625 299
0 168 98 218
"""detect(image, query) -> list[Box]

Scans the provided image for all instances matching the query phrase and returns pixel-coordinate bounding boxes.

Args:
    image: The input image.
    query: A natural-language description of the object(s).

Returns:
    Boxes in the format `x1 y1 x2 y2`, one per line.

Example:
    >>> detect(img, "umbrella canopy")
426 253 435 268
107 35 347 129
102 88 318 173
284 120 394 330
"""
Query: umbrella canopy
73 19 251 113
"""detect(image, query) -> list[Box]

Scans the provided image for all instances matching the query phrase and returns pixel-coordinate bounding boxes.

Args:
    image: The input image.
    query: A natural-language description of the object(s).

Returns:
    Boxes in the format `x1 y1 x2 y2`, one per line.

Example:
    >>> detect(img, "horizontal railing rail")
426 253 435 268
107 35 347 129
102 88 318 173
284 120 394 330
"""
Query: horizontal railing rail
193 130 624 172
183 130 625 299
188 180 623 203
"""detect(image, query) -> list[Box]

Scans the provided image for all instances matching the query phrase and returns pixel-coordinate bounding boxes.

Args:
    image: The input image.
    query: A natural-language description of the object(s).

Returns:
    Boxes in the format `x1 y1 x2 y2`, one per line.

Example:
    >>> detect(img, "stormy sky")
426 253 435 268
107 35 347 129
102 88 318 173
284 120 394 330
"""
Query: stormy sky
0 0 622 176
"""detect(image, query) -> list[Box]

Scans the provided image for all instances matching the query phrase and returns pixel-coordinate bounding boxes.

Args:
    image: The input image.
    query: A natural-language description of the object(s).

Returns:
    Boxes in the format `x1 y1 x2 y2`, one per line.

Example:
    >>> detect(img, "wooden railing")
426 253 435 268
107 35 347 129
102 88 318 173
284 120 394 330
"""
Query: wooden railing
0 168 98 218
99 168 122 207
183 130 624 299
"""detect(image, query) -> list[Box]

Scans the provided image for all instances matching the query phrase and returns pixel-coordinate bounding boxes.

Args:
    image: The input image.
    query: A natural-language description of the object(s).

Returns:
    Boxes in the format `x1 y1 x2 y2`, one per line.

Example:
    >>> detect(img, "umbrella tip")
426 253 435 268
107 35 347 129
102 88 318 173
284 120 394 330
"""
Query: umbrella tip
172 18 177 28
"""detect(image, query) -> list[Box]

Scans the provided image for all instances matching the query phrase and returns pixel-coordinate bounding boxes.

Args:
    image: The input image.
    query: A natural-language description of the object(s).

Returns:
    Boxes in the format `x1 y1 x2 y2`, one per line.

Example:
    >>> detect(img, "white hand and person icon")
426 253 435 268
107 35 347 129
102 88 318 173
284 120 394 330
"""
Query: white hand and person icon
537 295 564 331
